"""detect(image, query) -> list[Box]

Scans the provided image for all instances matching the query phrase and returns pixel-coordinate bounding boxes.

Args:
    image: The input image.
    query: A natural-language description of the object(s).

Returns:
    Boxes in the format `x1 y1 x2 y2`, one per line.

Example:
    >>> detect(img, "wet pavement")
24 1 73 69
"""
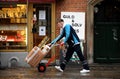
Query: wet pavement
0 64 120 79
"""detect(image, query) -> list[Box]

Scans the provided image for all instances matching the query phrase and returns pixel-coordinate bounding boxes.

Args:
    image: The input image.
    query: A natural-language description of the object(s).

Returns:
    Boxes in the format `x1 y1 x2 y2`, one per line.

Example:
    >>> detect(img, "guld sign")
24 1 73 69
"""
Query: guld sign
61 12 85 40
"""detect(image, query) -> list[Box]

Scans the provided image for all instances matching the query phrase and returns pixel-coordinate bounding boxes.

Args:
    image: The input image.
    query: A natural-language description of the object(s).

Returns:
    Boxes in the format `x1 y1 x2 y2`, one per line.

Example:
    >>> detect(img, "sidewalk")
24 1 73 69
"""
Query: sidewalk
0 64 120 79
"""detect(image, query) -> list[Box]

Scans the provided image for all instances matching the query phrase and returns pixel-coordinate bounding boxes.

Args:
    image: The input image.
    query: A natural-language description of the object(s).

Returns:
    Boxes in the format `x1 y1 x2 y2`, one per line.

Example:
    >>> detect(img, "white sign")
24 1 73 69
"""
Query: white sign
39 10 46 20
39 26 46 36
61 12 85 40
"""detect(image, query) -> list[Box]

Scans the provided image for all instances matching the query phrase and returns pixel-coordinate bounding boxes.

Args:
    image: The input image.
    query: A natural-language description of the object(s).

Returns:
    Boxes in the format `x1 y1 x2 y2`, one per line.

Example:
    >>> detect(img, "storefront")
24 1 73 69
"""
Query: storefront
0 0 56 67
2 0 119 67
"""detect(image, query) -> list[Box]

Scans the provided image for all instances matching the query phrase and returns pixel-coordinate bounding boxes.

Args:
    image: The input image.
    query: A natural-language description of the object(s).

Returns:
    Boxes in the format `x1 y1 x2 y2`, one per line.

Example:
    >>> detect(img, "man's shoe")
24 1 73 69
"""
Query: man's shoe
55 66 63 72
80 69 90 73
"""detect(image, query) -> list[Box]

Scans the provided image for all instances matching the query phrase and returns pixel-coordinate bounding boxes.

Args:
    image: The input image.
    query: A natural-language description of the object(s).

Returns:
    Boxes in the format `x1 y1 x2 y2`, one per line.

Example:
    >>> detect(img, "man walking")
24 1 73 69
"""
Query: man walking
50 19 90 73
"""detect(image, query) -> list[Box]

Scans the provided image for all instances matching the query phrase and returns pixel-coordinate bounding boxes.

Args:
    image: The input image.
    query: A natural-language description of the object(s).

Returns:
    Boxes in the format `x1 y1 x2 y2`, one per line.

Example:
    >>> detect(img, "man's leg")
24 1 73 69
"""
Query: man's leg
60 46 74 70
73 44 90 70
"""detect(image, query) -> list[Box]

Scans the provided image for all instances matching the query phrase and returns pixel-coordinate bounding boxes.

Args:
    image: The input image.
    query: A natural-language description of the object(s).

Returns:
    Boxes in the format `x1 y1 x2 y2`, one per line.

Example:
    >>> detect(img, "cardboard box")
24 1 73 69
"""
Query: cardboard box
25 45 51 67
25 36 50 67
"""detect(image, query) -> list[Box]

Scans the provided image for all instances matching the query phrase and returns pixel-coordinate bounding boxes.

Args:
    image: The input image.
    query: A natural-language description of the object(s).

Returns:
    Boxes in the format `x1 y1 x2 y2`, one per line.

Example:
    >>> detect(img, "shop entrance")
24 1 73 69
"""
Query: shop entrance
32 4 51 58
94 0 120 63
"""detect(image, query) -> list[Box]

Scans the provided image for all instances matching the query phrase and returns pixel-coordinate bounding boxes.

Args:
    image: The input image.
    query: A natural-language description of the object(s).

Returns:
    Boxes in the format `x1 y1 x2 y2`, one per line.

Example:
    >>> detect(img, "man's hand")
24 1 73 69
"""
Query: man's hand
60 42 64 46
47 43 52 46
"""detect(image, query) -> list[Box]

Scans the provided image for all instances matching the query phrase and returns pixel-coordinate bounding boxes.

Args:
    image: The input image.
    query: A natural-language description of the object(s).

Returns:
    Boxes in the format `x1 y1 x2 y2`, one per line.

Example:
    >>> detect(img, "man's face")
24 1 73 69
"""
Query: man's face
57 22 63 28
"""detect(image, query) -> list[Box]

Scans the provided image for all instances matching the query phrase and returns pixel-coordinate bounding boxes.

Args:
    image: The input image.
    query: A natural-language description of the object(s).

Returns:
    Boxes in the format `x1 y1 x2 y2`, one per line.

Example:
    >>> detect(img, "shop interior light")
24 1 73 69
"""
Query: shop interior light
1 30 3 33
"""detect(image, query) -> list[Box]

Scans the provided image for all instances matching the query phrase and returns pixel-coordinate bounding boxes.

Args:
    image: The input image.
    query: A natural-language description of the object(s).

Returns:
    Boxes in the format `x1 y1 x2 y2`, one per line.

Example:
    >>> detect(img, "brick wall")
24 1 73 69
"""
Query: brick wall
56 0 87 18
55 0 87 35
55 0 87 58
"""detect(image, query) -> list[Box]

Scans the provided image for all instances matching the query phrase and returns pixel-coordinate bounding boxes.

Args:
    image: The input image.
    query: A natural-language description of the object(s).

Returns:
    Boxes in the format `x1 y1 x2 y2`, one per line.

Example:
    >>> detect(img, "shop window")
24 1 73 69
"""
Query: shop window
0 4 27 50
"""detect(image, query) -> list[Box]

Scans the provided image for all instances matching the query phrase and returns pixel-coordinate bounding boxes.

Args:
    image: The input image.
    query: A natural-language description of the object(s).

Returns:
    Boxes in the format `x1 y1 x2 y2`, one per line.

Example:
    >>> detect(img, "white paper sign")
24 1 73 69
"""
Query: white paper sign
61 12 85 40
39 10 46 20
39 26 46 36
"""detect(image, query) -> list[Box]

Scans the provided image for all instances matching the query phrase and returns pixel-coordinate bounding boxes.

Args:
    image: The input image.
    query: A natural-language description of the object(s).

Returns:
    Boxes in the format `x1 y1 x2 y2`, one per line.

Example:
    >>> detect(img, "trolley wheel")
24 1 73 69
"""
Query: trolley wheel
37 63 46 72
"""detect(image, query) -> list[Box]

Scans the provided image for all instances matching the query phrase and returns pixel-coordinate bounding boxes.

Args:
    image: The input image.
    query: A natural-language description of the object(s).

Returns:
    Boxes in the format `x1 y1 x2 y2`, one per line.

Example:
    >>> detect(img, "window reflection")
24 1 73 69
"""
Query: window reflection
0 4 27 50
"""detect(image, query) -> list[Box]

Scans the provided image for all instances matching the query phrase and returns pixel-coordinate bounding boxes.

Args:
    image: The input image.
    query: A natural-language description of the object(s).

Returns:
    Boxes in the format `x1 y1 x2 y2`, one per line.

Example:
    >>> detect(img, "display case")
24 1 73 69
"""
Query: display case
0 4 27 50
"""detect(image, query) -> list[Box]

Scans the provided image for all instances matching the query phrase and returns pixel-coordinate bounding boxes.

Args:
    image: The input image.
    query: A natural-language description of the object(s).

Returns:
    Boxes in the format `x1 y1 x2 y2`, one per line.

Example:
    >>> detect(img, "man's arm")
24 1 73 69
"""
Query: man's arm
51 30 64 44
63 24 71 44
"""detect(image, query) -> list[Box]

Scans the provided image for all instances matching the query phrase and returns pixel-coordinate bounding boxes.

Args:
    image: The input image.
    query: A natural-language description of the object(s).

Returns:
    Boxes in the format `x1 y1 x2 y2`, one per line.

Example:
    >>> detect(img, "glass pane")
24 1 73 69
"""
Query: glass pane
0 4 27 50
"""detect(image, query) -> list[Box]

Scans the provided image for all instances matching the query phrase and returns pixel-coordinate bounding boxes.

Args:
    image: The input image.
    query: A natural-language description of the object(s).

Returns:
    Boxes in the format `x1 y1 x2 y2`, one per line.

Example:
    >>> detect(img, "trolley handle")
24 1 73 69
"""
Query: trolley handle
47 43 60 49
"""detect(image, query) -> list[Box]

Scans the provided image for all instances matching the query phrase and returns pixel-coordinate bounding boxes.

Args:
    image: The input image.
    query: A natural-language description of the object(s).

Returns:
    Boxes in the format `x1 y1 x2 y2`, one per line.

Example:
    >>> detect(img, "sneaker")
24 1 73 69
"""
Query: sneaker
55 66 63 72
80 69 90 73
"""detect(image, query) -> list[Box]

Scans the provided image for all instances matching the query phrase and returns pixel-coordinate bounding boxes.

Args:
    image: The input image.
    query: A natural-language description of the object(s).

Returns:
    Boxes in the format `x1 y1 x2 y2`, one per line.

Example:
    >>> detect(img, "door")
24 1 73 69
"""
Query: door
94 22 120 63
32 4 51 58
94 0 120 63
